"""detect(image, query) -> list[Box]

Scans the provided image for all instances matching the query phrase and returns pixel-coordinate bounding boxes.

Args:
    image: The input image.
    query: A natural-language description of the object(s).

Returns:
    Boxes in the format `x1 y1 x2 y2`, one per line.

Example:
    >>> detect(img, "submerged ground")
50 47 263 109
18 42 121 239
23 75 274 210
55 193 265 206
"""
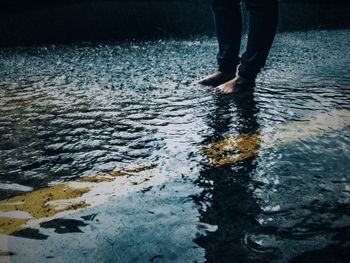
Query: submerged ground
0 29 349 262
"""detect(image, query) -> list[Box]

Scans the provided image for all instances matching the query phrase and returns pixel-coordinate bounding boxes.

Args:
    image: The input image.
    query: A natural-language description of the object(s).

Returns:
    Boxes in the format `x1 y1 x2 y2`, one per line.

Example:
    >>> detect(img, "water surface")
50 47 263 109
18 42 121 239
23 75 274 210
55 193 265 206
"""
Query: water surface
0 29 349 262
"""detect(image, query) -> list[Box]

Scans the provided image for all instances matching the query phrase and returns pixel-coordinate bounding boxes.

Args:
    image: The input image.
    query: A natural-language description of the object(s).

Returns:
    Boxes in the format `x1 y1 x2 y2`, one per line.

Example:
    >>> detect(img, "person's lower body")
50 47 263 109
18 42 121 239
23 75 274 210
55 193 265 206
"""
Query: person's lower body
199 0 279 93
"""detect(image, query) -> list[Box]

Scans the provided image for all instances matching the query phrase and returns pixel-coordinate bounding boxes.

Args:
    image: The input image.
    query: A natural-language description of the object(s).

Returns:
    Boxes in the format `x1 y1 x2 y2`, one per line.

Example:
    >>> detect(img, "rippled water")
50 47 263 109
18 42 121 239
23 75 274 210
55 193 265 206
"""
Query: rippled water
0 30 349 262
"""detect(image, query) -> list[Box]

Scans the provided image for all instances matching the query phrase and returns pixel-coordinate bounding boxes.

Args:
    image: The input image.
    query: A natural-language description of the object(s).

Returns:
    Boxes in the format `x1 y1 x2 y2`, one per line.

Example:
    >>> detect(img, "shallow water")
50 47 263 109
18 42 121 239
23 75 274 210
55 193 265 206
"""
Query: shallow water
0 29 349 262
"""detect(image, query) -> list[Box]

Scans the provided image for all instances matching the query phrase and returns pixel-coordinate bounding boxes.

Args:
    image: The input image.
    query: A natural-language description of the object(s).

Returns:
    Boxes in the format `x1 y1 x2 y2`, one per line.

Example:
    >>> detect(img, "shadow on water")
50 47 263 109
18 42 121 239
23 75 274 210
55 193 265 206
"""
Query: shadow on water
194 93 279 262
12 218 90 239
193 87 350 262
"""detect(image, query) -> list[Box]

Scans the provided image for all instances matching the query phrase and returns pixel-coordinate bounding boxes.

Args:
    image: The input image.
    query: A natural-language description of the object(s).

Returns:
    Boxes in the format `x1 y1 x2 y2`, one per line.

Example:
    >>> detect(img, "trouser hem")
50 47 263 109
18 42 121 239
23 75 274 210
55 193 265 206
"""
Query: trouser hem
237 66 258 80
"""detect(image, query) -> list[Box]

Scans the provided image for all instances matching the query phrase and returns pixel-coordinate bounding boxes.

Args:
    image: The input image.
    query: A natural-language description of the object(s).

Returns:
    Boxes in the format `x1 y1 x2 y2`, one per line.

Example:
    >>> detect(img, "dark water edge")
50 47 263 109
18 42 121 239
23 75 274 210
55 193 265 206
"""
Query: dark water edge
0 1 350 47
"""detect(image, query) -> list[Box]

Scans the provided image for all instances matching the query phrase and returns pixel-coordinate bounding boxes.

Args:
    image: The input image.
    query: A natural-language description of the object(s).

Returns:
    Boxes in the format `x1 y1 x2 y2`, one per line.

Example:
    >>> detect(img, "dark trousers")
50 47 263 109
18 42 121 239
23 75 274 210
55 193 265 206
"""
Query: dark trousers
212 0 279 79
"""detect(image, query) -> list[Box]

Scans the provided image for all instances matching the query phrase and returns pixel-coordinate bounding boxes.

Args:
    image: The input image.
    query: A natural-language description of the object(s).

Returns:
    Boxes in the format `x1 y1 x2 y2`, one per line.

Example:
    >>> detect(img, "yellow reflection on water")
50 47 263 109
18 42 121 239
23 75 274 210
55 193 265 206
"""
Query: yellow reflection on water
0 109 349 240
203 133 261 167
0 184 90 235
0 164 155 236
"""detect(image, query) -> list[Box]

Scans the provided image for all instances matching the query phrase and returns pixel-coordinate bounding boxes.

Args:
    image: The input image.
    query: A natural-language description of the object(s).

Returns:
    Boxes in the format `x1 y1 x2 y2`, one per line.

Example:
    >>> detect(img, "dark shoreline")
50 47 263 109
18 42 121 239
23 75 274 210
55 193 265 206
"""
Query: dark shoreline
1 0 350 47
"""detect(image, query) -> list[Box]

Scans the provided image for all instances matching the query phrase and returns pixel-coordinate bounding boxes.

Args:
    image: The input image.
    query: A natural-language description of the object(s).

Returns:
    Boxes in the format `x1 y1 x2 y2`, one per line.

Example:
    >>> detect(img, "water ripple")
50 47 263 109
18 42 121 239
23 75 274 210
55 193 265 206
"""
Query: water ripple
0 29 349 262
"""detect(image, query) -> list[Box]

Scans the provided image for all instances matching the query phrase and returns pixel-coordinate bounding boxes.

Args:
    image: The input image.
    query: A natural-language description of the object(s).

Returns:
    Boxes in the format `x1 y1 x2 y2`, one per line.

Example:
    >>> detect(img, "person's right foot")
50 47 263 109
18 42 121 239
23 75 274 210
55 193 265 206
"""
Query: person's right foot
197 71 236 87
215 75 256 94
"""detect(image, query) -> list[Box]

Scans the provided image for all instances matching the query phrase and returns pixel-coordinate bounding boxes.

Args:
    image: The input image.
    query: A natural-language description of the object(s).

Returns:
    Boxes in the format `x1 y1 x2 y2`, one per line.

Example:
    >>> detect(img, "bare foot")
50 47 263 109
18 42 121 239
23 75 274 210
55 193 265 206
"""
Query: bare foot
215 75 255 94
197 71 236 87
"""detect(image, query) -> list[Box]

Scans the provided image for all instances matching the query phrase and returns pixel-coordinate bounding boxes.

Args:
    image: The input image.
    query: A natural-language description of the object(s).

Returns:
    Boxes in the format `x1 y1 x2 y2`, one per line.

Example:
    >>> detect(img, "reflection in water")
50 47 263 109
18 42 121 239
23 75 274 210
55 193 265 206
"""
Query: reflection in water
195 91 350 262
0 29 349 262
0 164 156 236
202 132 261 168
195 93 278 262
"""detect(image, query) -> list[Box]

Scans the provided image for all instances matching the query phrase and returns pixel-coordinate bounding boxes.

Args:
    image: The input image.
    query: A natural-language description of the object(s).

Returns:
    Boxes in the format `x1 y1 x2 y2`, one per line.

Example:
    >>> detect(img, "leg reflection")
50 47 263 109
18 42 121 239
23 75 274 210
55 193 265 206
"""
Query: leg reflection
194 94 277 262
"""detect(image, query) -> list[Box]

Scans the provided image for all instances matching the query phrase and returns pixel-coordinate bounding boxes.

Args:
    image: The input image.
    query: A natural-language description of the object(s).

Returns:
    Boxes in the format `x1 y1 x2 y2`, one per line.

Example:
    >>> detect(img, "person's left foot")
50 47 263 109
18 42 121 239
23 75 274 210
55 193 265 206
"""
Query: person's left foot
215 75 255 94
197 71 236 87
